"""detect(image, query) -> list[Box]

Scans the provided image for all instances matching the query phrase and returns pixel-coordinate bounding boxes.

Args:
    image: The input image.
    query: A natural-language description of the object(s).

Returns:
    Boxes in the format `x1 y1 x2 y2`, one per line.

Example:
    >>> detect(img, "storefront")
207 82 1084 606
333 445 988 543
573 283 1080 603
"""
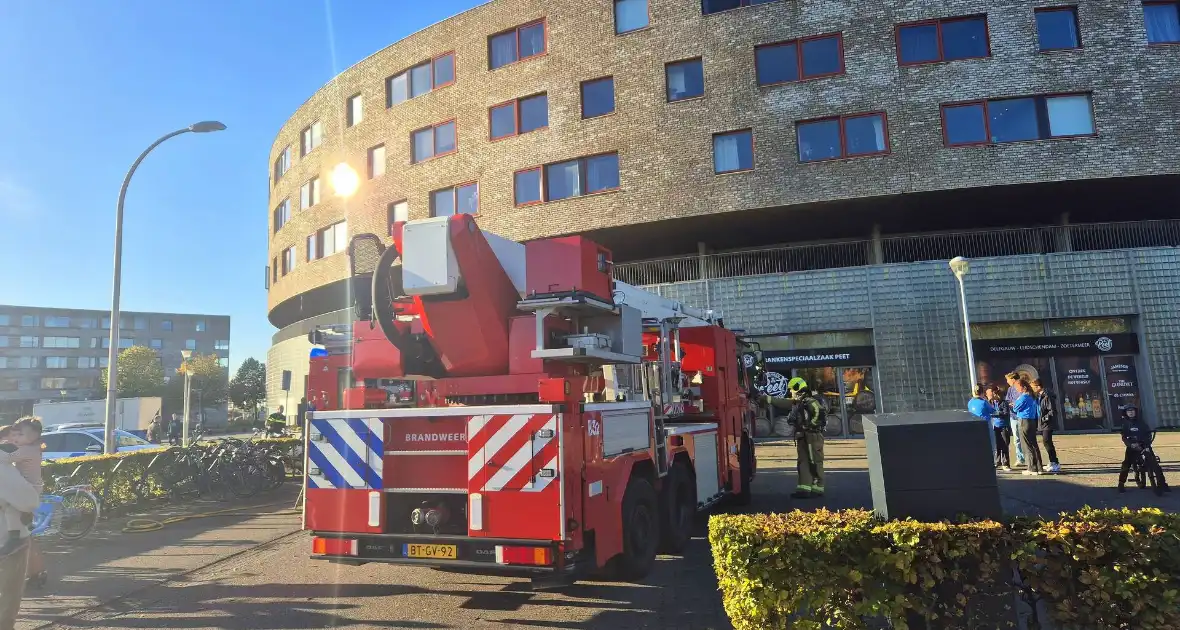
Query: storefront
751 330 879 437
971 317 1142 433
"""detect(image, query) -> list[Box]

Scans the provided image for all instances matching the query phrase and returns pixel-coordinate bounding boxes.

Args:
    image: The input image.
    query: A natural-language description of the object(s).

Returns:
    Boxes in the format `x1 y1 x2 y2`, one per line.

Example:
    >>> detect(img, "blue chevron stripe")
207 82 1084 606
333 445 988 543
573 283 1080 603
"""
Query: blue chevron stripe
311 419 383 490
346 417 384 455
307 443 347 489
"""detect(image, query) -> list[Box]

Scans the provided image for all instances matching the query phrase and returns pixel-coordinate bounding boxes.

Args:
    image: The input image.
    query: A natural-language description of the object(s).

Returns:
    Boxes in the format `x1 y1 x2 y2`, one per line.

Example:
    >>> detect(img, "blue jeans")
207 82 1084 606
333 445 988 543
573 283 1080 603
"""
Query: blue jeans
1010 418 1026 464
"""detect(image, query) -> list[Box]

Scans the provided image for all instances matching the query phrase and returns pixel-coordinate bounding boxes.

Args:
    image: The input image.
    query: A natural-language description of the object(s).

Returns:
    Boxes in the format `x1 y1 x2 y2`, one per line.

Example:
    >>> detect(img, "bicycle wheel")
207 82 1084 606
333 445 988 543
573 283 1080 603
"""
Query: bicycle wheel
1147 457 1165 497
58 487 100 540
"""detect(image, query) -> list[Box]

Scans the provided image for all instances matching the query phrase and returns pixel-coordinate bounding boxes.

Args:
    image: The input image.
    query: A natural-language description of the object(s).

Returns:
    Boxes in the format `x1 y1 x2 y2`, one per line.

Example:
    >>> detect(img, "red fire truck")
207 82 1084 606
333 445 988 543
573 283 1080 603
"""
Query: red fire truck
303 213 759 586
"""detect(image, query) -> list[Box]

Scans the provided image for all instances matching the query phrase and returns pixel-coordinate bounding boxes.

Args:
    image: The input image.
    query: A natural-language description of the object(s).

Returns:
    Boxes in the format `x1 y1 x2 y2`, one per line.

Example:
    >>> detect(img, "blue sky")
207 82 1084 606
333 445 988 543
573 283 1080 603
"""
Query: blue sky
0 0 485 372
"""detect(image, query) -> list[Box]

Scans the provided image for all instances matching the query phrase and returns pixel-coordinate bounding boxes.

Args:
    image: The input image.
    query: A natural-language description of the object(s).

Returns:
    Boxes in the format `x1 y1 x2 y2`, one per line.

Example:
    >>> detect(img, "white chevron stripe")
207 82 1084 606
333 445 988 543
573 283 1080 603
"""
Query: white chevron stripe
311 440 366 488
468 414 532 481
483 417 557 491
331 419 376 481
521 455 559 493
366 418 384 478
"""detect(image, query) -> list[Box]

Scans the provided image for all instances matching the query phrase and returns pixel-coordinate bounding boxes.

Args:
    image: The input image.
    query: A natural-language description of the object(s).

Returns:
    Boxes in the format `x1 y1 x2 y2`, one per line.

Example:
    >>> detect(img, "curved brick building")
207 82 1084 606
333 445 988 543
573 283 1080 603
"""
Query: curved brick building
267 0 1180 433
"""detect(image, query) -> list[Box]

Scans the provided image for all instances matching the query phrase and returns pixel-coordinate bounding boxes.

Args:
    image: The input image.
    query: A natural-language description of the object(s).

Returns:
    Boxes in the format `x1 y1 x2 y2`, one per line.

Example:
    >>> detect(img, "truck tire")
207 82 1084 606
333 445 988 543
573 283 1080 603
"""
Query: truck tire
659 461 696 553
612 475 659 581
732 434 754 506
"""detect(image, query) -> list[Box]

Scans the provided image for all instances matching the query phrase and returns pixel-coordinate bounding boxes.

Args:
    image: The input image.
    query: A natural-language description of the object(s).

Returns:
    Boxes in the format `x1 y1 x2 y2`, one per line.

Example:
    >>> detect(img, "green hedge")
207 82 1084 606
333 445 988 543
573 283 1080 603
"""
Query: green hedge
42 437 302 511
710 507 1180 630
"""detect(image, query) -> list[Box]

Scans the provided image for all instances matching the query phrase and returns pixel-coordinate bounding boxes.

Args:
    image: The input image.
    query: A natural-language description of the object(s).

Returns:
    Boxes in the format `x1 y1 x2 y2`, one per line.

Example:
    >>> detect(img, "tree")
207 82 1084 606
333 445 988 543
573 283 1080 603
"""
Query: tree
164 353 229 413
99 346 164 398
229 358 266 415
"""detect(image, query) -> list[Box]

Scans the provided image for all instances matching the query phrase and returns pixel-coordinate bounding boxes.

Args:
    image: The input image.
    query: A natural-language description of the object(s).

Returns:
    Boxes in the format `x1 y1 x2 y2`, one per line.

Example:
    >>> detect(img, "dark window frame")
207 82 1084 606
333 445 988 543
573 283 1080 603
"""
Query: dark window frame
410 119 458 164
367 144 386 179
895 15 992 66
1035 6 1082 51
385 51 457 107
614 0 651 34
488 19 548 70
712 129 755 174
580 76 616 119
754 32 846 86
308 220 348 262
488 93 549 141
346 93 363 127
387 199 409 229
280 246 296 277
520 151 621 204
796 112 891 163
1144 1 1180 45
938 92 1097 147
702 0 783 16
429 181 480 218
665 57 705 103
273 198 291 234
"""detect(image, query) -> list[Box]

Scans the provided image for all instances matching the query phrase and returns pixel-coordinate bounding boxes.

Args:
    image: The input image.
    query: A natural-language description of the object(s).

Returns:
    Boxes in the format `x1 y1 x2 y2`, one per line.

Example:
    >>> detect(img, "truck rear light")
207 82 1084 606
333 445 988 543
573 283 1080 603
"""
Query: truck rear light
469 493 484 531
312 537 358 556
495 545 552 566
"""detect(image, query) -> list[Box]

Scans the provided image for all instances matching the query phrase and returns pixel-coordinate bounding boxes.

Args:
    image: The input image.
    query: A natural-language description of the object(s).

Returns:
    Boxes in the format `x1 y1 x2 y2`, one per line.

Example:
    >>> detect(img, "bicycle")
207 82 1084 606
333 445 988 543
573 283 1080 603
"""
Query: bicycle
1130 431 1170 497
30 477 101 541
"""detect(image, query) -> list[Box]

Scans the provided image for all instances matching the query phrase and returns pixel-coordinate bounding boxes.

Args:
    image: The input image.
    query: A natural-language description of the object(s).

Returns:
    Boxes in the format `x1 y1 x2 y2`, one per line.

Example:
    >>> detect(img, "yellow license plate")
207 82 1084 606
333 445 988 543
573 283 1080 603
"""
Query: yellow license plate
403 544 458 560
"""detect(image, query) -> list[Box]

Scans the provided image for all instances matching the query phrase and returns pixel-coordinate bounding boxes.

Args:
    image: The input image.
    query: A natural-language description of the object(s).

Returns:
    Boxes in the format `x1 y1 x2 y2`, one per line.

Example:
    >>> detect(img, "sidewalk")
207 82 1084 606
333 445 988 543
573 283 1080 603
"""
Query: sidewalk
17 486 302 630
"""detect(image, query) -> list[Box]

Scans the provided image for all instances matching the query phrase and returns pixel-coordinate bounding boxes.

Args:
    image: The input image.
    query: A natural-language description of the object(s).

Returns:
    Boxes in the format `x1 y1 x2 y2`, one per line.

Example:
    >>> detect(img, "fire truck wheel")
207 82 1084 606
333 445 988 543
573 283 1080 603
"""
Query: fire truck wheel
732 434 754 506
613 475 659 581
659 461 696 553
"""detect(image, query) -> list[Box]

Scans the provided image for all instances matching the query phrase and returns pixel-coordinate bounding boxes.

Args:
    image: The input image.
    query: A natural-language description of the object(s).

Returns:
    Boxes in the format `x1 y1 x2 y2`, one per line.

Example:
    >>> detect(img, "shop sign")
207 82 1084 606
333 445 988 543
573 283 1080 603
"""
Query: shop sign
762 346 876 369
973 333 1139 358
1104 359 1140 414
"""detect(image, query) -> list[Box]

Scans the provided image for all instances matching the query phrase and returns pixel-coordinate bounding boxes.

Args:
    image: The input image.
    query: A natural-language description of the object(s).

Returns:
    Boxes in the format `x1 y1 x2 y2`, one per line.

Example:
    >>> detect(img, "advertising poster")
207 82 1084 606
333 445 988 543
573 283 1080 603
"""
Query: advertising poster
1104 356 1140 418
1057 356 1106 431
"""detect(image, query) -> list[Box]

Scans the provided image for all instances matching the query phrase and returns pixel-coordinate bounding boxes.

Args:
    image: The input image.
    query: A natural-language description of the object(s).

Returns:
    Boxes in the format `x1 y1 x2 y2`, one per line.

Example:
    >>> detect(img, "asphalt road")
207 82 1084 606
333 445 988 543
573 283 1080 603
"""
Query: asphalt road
35 433 1179 630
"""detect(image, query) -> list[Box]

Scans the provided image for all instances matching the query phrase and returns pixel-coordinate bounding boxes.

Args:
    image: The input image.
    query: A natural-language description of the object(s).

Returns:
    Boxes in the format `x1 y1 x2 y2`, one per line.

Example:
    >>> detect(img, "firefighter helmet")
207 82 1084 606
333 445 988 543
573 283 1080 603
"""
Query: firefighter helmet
787 377 808 395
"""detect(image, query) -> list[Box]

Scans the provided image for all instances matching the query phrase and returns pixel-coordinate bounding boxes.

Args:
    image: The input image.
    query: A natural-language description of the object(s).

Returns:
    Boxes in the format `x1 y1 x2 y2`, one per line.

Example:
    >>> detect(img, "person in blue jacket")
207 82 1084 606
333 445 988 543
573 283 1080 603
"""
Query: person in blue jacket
1011 379 1043 475
986 386 1011 470
968 384 996 457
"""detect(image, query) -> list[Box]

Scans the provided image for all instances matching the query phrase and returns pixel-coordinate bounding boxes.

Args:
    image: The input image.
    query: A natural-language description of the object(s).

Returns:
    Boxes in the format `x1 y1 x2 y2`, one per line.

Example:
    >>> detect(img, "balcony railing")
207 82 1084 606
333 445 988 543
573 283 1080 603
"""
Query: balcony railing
613 219 1180 286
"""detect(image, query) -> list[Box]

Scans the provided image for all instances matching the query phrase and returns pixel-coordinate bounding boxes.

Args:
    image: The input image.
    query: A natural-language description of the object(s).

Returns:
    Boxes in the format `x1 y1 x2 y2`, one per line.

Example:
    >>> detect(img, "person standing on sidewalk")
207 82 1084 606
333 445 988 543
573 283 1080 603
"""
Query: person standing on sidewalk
967 384 996 458
987 386 1012 470
1004 373 1028 467
766 377 826 499
1011 380 1043 475
1031 379 1061 474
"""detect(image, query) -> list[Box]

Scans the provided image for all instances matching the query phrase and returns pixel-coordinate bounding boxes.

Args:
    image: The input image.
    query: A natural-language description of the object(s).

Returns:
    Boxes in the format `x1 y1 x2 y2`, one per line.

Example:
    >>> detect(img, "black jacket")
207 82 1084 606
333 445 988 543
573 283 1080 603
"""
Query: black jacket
992 399 1011 422
1119 406 1151 448
1036 391 1057 432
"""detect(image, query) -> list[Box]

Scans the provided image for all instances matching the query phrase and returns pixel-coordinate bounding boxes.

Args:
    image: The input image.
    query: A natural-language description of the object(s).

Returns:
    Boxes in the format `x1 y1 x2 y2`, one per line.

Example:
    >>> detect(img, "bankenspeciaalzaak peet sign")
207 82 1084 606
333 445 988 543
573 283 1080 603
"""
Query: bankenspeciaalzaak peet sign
973 333 1139 358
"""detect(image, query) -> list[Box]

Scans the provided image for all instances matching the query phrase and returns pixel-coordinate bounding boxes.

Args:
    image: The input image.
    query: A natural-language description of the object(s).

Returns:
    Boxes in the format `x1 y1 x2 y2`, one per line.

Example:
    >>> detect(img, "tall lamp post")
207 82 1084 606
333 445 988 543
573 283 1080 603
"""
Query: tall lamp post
949 256 978 392
103 121 225 454
180 349 194 447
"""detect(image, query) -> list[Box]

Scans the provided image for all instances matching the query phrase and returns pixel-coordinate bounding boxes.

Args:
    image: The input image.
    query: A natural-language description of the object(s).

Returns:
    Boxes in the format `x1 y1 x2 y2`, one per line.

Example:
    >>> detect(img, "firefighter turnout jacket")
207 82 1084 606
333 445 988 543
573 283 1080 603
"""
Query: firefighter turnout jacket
766 394 825 433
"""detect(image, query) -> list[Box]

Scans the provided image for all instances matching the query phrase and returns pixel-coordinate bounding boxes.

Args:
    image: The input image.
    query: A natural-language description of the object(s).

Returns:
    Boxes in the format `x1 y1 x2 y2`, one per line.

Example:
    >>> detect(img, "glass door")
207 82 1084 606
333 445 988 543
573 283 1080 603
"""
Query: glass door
840 367 876 435
1102 355 1140 427
1055 356 1107 431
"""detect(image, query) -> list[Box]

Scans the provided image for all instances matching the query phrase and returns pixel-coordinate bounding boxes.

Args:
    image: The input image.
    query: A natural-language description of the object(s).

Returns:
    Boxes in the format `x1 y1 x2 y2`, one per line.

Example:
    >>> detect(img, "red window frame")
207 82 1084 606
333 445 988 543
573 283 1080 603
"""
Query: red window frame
1034 6 1082 51
346 93 362 127
712 129 755 174
513 167 544 207
410 119 458 164
429 181 479 218
367 144 386 179
514 152 621 206
754 33 845 86
938 93 1096 147
386 51 456 107
387 199 409 231
796 112 890 163
1144 1 1180 45
665 57 705 102
431 51 457 88
580 76 615 119
488 19 548 70
895 15 992 66
488 93 549 141
281 246 296 276
272 198 290 233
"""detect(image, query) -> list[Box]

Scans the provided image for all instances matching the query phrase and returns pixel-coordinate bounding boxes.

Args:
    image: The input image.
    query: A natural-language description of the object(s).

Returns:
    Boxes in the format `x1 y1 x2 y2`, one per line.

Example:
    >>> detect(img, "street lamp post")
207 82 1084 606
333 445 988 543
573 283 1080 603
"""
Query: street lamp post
103 121 225 454
949 256 978 393
180 349 193 447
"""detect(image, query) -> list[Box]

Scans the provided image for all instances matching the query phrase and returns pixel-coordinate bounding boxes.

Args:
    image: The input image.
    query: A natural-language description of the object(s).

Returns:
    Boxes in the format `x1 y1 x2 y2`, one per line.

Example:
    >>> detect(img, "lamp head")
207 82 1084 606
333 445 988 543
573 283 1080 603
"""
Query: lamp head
949 256 969 278
189 121 226 133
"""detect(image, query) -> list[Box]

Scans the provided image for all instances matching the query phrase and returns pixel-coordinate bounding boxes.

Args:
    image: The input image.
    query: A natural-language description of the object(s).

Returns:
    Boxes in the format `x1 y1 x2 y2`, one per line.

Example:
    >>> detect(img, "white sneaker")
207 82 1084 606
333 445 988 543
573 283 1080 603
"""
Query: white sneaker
1003 466 1013 472
1022 470 1036 476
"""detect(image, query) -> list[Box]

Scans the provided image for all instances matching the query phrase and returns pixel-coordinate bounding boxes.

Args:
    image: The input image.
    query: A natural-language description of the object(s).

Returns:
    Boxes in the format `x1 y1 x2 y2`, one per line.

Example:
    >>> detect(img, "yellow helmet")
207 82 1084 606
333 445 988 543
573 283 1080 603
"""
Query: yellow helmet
787 377 808 395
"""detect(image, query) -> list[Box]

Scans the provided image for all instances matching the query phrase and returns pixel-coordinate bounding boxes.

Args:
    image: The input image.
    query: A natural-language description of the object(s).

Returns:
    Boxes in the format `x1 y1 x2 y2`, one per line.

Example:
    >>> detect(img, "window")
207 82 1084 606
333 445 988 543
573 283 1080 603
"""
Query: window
755 34 844 85
543 153 620 202
195 319 206 332
43 337 80 349
1145 2 1180 43
940 94 1095 146
18 357 37 369
19 336 38 348
273 199 291 232
77 318 96 328
897 16 990 65
271 258 278 285
150 339 162 349
489 94 549 140
388 200 409 227
44 316 70 328
300 121 323 156
0 315 8 325
217 357 229 368
45 357 69 369
713 130 754 173
430 183 478 217
101 337 110 349
273 147 291 183
215 340 230 350
99 357 108 368
387 53 456 106
489 20 547 69
666 58 705 101
581 77 615 118
119 338 133 349
300 177 321 209
0 358 5 369
1036 7 1081 50
161 320 173 331
0 337 7 347
134 316 147 330
615 0 649 33
101 317 111 329
411 120 457 163
702 0 778 14
310 221 348 261
76 357 96 368
368 144 386 178
797 113 889 162
185 339 197 351
282 246 296 276
347 94 363 126
21 315 38 327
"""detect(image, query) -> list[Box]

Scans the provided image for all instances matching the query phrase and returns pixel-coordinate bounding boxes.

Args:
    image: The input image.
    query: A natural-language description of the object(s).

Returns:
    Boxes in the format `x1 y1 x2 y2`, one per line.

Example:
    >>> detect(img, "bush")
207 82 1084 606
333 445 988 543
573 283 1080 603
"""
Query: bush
710 508 1180 630
42 437 302 511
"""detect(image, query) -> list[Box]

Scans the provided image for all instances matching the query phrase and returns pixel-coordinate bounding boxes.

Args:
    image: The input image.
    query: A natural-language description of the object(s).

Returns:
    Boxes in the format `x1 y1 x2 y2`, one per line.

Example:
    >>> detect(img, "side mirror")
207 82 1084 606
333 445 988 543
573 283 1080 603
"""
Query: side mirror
85 444 102 453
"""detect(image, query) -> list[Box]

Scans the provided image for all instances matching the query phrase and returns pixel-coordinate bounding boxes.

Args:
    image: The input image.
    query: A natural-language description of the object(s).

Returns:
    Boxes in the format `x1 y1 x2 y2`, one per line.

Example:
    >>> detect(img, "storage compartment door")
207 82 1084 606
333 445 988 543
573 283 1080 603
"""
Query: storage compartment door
467 412 563 540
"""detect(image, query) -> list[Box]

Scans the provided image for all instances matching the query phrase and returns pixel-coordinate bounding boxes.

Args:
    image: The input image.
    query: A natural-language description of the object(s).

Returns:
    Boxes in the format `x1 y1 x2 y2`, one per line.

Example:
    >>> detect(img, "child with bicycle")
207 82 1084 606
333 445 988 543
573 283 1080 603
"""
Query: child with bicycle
1118 405 1171 494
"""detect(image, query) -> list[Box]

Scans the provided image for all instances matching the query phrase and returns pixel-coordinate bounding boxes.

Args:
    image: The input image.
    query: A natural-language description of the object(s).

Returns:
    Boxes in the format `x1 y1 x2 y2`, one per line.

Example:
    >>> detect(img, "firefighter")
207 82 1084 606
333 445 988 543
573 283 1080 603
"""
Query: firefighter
766 377 826 499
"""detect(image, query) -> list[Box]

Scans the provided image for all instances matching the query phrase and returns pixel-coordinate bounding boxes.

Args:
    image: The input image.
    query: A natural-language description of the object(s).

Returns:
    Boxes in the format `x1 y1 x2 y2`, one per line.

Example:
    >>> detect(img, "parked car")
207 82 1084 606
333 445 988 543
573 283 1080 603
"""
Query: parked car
40 425 160 461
